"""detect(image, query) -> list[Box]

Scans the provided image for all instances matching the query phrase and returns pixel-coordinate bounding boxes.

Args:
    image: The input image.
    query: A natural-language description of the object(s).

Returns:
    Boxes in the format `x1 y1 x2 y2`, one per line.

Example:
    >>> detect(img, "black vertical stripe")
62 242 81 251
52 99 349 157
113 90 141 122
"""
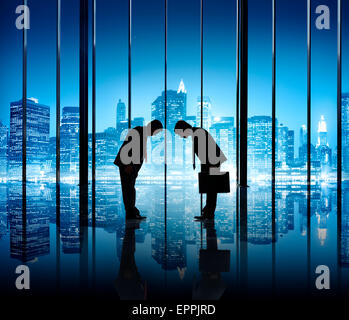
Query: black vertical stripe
22 0 27 187
128 0 132 129
306 12 311 291
337 0 342 288
271 0 277 294
272 0 276 186
79 0 89 226
164 0 168 279
307 0 311 189
56 0 61 186
239 0 248 187
92 0 96 227
22 0 28 256
92 0 96 185
79 0 89 187
200 0 203 129
236 0 240 183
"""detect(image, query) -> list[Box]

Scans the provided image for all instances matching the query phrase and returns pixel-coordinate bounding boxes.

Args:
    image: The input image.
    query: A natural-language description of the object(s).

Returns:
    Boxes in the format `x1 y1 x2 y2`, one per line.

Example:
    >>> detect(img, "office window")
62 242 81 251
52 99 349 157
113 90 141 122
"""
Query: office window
247 0 272 184
0 1 23 181
167 0 201 231
311 0 337 185
26 0 56 182
60 0 80 183
203 0 236 245
275 0 308 187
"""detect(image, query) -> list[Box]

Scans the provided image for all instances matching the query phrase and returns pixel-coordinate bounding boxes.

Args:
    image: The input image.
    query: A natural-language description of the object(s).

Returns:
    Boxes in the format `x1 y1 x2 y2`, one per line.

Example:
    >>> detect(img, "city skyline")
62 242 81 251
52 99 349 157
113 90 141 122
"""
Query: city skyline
0 86 344 144
0 87 346 183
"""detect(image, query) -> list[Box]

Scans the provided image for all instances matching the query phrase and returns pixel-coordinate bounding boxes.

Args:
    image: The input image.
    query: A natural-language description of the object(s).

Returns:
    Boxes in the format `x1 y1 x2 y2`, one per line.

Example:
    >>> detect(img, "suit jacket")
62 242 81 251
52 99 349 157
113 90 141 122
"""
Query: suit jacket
192 127 227 169
114 126 146 170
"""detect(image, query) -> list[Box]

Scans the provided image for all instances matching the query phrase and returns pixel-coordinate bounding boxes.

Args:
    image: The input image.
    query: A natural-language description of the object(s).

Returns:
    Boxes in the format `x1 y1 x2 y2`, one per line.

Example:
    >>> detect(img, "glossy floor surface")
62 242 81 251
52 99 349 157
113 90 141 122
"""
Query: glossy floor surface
0 180 348 300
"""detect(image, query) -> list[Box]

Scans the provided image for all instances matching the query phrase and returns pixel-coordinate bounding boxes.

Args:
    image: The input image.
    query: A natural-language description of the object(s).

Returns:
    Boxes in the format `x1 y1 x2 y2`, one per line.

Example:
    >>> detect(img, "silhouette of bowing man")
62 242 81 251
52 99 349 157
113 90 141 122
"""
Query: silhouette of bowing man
114 120 163 220
192 220 230 300
174 120 227 220
115 221 146 300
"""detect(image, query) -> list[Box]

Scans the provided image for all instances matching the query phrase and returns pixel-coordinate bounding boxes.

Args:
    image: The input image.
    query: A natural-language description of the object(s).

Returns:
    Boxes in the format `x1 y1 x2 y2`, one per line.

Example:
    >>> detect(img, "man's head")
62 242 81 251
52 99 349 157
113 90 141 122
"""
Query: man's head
174 120 192 138
147 120 163 136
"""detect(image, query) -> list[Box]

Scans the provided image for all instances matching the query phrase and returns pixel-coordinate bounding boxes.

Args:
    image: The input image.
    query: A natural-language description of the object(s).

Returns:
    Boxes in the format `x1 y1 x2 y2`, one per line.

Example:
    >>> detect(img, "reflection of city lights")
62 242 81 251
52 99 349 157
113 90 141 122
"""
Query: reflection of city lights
177 267 186 280
318 228 327 246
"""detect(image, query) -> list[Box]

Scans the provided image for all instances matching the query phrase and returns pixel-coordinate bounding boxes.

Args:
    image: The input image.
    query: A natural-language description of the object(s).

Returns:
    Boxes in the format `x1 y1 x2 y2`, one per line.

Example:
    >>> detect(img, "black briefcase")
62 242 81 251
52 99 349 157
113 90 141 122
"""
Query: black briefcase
198 171 230 194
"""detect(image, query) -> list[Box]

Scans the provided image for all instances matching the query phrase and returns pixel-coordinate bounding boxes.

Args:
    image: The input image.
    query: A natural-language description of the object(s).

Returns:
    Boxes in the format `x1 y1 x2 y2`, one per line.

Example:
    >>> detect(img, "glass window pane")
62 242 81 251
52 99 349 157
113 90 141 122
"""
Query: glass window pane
27 0 56 181
60 0 79 182
0 1 23 181
248 0 272 183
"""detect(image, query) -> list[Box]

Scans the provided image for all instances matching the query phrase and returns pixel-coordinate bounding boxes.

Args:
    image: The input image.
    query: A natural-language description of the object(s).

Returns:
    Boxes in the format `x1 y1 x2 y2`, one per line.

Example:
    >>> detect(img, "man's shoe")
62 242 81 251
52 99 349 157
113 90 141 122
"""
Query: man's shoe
134 213 146 220
133 207 140 215
194 215 213 221
126 213 146 220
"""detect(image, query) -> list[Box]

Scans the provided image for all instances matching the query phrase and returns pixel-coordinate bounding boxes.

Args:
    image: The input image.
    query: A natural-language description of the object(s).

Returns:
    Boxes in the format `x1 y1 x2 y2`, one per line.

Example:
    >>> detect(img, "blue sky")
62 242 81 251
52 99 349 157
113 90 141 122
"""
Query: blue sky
0 0 348 151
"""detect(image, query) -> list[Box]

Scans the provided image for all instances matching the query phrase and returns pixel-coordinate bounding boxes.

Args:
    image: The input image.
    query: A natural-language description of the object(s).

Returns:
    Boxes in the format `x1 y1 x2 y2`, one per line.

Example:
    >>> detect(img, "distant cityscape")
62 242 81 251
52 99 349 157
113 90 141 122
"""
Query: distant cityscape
0 80 348 184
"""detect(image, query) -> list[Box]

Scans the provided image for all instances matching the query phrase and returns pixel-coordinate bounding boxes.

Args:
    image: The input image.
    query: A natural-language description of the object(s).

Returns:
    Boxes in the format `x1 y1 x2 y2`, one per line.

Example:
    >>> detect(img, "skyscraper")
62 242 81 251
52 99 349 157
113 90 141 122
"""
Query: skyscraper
9 98 50 178
210 117 235 165
90 127 118 171
61 106 79 174
317 115 328 147
151 80 187 165
9 184 50 262
151 80 187 130
299 125 307 165
287 130 295 167
0 121 8 177
343 93 349 174
315 115 331 169
116 99 126 134
196 96 212 130
248 116 272 174
277 124 288 164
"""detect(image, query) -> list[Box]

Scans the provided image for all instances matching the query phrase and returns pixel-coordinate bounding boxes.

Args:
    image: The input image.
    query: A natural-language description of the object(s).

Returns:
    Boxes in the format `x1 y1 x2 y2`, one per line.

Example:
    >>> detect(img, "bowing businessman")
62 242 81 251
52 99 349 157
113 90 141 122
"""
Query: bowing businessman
174 120 227 220
114 120 163 220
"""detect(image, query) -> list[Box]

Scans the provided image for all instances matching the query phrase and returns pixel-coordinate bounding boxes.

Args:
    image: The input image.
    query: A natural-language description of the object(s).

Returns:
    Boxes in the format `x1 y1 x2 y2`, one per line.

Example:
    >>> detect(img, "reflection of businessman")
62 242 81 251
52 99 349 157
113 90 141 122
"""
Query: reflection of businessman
115 221 145 300
114 120 163 220
174 120 227 220
193 220 230 300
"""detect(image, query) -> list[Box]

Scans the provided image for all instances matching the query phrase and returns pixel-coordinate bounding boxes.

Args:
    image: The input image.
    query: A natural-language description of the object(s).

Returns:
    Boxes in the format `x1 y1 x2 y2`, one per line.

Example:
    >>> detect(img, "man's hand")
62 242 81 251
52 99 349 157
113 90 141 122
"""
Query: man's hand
124 165 134 175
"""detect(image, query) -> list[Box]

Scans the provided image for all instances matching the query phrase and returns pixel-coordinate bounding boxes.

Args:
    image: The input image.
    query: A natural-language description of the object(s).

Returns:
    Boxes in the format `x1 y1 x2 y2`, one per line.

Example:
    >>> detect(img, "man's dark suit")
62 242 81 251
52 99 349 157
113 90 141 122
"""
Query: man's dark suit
114 126 146 217
192 127 227 217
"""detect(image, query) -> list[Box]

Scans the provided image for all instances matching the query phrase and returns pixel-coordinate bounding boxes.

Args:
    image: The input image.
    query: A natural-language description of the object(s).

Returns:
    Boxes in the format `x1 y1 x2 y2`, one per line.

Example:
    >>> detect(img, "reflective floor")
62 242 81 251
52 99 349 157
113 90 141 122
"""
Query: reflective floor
0 180 349 300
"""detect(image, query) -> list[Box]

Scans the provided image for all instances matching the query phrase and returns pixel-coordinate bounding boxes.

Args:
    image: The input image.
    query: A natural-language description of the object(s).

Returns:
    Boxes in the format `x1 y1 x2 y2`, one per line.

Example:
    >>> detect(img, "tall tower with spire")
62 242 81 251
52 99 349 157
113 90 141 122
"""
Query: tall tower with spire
177 79 186 94
317 115 328 147
315 115 332 169
151 80 187 165
151 80 187 130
